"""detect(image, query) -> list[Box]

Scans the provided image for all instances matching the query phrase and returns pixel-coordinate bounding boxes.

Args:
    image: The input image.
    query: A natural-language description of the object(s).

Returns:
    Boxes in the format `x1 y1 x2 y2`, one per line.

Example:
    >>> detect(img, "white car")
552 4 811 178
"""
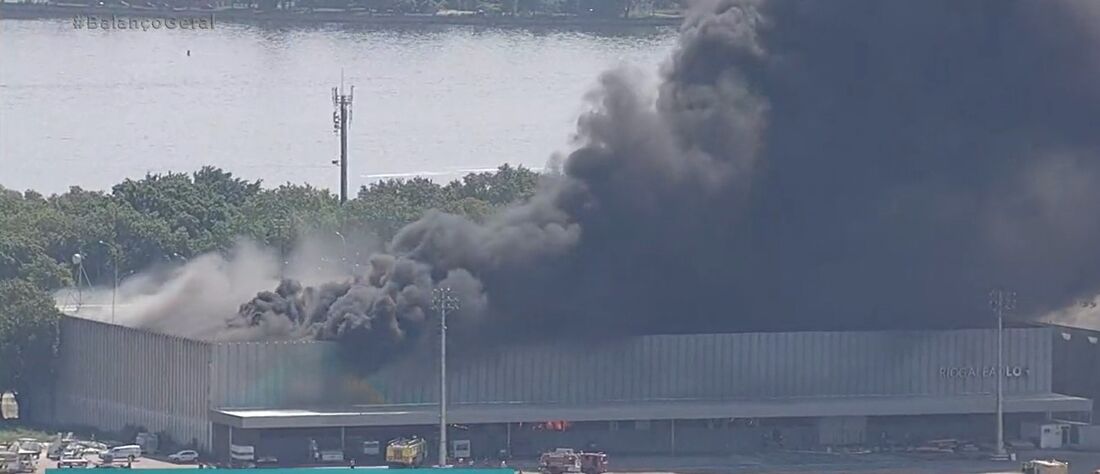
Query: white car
99 445 141 462
167 450 198 463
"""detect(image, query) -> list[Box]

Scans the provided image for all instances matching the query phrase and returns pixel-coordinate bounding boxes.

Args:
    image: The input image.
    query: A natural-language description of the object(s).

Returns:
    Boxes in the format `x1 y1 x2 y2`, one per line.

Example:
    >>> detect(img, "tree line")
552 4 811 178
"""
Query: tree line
0 164 541 412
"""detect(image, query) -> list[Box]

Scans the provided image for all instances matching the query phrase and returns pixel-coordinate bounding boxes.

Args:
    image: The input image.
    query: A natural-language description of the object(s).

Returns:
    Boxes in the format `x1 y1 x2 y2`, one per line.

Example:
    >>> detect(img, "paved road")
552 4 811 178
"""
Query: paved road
515 450 1100 474
21 447 1100 473
33 453 196 474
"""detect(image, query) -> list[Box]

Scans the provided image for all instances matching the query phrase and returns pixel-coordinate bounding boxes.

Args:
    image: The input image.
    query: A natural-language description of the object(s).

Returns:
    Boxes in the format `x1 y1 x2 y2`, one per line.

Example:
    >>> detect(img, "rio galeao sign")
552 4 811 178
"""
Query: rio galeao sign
939 366 1030 378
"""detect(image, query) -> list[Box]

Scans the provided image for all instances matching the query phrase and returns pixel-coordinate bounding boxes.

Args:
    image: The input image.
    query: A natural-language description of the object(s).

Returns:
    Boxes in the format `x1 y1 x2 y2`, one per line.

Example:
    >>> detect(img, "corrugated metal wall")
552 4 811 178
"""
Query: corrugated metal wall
54 317 211 449
209 340 340 408
352 328 1053 405
56 317 1057 429
209 327 1053 408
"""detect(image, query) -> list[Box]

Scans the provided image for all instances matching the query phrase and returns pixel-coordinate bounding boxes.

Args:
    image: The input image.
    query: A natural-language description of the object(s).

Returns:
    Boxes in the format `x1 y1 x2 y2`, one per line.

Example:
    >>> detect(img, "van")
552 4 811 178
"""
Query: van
99 445 142 462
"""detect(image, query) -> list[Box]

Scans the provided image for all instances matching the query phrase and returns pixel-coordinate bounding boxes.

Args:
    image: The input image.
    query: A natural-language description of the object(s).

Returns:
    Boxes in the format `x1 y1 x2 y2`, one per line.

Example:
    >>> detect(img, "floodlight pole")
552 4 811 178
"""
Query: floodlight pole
989 288 1015 460
440 297 448 467
433 287 458 467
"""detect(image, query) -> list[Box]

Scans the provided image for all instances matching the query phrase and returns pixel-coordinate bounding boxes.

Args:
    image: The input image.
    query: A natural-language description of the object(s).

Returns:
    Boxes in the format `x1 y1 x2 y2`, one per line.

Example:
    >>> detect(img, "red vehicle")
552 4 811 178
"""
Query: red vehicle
538 449 608 474
538 449 581 474
578 452 608 474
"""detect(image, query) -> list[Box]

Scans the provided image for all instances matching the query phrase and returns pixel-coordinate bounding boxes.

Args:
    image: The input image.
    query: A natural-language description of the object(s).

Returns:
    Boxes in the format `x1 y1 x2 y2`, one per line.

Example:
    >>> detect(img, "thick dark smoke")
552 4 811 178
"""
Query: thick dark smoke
235 0 1100 358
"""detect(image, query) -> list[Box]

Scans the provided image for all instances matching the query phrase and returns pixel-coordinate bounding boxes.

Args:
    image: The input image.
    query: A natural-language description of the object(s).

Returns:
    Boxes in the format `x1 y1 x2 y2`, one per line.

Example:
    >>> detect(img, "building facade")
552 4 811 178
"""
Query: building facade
49 316 1092 461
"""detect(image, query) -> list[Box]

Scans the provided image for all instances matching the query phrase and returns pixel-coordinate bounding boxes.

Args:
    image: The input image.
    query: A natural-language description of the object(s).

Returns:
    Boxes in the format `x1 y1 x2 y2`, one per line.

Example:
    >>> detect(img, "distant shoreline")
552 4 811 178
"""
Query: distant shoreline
0 3 684 28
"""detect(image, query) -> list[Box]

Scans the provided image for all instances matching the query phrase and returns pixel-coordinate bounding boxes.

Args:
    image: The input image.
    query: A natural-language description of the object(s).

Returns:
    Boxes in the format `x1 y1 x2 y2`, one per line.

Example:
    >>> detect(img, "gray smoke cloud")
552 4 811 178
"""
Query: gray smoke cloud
233 0 1100 358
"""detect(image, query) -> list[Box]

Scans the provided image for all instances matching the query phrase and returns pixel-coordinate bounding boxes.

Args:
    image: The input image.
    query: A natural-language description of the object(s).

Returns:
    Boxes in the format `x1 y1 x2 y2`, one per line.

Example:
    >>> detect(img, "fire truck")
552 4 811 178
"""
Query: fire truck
539 449 581 474
579 452 608 474
538 449 608 474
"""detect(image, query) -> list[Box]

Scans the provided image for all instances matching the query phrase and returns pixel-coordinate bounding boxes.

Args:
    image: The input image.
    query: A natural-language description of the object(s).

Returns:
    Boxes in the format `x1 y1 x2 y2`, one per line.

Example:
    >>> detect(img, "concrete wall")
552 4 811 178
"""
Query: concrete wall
1074 424 1100 450
54 317 211 450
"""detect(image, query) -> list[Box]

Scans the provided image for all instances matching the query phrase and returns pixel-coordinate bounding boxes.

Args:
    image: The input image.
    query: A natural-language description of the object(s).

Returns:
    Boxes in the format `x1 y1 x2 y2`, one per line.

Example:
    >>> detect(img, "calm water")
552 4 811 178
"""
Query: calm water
0 19 676 194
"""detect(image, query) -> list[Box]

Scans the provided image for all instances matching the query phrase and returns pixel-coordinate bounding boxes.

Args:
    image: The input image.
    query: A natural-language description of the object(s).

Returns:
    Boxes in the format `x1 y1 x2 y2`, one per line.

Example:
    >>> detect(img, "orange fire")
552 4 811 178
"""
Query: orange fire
543 420 571 431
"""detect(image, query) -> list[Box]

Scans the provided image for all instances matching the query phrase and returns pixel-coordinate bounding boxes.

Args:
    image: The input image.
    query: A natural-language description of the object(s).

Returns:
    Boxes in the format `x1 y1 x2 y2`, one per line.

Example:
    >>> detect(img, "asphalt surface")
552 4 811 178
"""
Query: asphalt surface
510 450 1100 474
31 451 197 474
19 445 1100 473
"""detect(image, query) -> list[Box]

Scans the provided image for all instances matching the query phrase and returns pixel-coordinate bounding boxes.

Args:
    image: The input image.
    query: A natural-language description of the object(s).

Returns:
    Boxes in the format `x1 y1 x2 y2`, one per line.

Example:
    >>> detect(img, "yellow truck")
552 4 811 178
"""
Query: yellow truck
385 437 427 468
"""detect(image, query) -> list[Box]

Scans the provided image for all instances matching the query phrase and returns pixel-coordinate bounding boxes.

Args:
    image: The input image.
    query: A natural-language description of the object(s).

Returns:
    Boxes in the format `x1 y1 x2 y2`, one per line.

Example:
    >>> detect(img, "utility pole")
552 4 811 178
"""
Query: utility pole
332 72 354 204
432 287 459 467
989 288 1015 460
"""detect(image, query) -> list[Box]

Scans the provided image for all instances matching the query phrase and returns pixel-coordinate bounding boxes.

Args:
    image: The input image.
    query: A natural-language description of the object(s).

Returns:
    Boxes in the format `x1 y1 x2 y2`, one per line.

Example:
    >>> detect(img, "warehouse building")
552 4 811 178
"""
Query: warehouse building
46 315 1092 462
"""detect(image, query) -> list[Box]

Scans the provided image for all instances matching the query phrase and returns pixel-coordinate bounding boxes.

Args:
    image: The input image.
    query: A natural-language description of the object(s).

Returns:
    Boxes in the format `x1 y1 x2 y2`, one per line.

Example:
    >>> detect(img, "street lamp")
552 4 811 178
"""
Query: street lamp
98 240 119 324
989 288 1016 460
71 253 86 311
432 287 460 467
334 231 348 271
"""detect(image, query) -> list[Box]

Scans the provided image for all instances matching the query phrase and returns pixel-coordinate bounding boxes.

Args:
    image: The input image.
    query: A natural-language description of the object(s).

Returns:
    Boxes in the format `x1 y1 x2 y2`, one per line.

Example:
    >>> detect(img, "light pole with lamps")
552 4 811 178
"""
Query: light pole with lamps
98 240 119 324
432 287 459 467
989 288 1015 460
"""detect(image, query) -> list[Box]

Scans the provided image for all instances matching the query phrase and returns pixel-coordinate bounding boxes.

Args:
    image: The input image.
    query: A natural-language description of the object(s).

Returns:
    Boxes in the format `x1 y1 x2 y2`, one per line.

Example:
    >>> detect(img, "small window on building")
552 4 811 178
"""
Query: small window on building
635 420 651 431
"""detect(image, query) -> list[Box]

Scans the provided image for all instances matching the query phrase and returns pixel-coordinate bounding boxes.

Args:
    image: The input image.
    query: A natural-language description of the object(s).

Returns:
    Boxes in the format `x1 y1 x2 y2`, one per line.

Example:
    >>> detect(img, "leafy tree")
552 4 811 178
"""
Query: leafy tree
236 184 340 253
441 196 493 221
0 279 62 418
111 169 261 258
342 177 449 240
447 164 540 205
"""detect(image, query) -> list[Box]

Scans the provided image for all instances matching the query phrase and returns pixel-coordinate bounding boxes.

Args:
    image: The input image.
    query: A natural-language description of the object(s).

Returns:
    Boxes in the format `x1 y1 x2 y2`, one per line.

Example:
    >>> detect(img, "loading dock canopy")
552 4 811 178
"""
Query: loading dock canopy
211 393 1091 429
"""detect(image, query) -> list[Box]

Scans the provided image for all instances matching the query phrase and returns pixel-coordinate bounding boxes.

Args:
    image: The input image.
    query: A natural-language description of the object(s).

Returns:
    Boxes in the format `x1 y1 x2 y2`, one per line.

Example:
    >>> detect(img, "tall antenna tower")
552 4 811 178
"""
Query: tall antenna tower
332 70 355 204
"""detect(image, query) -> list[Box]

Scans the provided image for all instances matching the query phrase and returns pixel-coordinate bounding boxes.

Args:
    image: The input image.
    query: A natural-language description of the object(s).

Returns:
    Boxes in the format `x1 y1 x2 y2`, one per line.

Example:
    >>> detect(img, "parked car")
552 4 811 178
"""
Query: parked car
99 445 141 463
167 450 198 463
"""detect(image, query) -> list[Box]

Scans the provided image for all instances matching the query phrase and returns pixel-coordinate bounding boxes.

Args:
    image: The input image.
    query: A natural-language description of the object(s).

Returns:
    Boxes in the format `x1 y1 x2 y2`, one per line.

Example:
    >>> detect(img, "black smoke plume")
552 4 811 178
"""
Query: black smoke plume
234 0 1100 358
